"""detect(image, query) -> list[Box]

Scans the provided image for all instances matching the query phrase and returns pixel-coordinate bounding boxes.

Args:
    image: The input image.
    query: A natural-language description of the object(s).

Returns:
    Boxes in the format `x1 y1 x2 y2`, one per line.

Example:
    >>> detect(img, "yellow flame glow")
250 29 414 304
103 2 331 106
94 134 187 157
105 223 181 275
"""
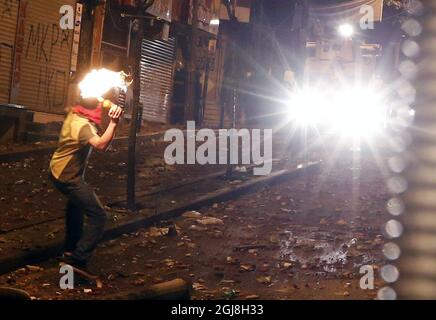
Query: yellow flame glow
78 68 128 100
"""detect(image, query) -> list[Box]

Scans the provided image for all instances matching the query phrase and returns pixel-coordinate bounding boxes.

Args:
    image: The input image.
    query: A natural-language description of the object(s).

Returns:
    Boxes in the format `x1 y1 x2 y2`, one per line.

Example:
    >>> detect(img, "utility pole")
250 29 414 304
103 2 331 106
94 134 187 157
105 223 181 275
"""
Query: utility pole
290 0 309 85
127 0 149 211
223 0 239 179
90 1 106 68
185 0 200 122
75 1 95 77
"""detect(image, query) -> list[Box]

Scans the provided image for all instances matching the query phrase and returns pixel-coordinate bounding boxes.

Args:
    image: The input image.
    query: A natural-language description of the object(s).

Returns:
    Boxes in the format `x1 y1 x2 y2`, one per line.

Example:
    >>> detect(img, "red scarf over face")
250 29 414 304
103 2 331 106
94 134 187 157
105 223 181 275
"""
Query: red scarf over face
72 103 102 125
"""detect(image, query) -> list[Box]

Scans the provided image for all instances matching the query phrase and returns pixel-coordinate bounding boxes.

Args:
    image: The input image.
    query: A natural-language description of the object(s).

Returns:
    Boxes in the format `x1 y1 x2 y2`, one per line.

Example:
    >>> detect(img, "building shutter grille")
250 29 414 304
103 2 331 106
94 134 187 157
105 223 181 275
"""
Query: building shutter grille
140 38 175 124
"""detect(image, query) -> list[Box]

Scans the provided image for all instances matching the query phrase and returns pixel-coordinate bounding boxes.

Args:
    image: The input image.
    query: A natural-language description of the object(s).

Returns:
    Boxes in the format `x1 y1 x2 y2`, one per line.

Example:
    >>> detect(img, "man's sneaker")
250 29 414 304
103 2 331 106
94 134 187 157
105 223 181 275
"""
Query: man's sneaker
59 255 88 270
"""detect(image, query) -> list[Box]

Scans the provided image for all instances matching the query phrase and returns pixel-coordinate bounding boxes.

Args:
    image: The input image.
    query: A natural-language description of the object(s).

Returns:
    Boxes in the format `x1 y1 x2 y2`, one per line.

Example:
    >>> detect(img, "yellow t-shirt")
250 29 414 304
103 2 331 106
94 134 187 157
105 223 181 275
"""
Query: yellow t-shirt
50 112 98 182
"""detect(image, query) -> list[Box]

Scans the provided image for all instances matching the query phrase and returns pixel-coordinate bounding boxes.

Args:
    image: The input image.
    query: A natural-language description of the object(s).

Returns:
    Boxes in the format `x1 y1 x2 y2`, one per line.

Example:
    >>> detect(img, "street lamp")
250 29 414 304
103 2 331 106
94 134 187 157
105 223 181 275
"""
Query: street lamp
338 23 354 38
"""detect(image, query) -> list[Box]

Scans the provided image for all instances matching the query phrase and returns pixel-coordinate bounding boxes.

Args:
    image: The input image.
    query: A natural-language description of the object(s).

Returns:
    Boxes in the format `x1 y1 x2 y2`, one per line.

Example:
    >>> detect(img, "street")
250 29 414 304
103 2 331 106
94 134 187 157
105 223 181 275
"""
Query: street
0 135 389 300
1 0 421 305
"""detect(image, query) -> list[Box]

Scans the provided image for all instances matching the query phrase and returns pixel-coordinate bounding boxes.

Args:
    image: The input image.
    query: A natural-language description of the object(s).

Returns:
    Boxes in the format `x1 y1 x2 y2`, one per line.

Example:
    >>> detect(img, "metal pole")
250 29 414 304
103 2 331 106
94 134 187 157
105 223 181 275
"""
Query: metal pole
199 57 210 126
226 15 238 179
185 0 199 122
127 2 145 211
126 19 133 58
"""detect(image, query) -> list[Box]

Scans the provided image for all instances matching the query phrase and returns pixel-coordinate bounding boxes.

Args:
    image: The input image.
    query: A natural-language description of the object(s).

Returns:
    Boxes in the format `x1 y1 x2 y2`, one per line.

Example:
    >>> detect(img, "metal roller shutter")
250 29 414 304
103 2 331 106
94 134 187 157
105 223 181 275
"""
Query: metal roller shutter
12 0 76 114
140 38 175 124
0 0 18 104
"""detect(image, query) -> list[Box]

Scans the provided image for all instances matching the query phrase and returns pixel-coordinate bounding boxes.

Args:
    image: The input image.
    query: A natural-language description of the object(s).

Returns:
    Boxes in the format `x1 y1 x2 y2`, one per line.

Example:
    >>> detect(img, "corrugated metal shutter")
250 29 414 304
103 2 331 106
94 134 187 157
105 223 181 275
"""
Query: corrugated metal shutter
140 38 175 124
0 0 18 104
14 0 76 114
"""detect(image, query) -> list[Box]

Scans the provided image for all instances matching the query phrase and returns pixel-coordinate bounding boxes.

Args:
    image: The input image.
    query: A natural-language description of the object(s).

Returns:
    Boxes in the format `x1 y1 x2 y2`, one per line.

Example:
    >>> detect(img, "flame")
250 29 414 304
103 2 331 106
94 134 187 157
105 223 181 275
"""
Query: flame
78 68 130 100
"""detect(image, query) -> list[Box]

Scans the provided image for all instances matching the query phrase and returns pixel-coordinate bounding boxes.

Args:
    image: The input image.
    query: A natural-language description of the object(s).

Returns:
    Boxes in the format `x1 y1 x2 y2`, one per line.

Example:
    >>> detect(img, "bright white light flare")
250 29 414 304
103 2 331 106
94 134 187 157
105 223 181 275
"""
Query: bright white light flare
79 68 128 100
287 88 327 126
288 85 387 138
338 23 354 38
329 86 386 138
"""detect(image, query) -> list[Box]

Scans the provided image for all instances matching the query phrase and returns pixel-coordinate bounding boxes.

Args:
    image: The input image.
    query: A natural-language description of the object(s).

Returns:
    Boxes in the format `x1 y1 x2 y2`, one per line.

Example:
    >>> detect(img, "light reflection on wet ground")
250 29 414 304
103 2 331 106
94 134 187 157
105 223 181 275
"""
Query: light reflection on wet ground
278 231 378 274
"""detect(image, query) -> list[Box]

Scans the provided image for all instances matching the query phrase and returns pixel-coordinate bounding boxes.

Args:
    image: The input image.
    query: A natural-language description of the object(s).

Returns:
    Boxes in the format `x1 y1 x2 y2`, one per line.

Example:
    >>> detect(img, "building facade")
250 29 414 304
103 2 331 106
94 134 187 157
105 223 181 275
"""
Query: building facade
0 0 252 137
1 0 77 123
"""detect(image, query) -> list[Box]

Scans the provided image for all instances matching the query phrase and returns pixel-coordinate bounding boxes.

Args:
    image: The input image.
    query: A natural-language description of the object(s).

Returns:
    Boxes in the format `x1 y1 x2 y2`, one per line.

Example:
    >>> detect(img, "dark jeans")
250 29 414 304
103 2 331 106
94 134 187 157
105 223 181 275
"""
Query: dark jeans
50 174 107 263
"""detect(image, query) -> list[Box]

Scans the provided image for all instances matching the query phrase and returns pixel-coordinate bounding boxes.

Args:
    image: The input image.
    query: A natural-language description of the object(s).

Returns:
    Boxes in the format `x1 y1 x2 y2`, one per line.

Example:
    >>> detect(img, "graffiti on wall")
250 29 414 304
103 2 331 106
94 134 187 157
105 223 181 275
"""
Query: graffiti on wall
36 66 68 110
0 0 18 67
10 0 26 102
25 23 70 62
25 21 71 110
11 0 72 112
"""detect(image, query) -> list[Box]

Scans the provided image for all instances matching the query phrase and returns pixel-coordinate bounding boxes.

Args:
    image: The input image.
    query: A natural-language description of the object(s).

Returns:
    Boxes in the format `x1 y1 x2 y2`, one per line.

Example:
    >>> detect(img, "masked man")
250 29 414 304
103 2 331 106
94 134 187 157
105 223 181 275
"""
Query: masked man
49 93 123 271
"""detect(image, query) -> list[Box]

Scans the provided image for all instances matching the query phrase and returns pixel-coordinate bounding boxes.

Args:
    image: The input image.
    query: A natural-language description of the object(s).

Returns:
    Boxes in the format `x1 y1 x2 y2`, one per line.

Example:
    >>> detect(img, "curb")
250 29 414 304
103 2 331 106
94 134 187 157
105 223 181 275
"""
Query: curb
0 163 319 275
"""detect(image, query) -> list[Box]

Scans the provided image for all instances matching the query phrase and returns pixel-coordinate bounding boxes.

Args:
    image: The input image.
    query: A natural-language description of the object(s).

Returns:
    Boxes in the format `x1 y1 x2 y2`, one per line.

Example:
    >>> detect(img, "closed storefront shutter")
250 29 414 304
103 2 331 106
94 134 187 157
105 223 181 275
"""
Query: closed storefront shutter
140 38 175 124
0 0 18 104
11 0 75 114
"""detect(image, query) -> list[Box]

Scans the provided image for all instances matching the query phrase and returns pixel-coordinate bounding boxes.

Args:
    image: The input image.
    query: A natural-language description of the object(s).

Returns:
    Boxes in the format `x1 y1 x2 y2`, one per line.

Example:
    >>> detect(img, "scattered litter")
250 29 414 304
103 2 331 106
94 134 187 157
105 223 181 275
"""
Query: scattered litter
226 256 236 264
193 282 207 291
148 227 169 237
182 211 202 219
223 289 238 300
26 265 44 272
240 264 255 272
336 219 348 226
133 279 145 286
256 276 272 285
189 225 208 232
220 280 236 285
196 217 224 226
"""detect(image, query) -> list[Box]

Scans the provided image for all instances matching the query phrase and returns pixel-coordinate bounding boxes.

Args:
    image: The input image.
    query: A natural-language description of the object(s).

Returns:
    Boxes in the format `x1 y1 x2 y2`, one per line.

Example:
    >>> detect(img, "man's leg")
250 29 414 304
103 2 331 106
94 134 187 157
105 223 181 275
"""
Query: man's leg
64 200 84 253
67 181 107 264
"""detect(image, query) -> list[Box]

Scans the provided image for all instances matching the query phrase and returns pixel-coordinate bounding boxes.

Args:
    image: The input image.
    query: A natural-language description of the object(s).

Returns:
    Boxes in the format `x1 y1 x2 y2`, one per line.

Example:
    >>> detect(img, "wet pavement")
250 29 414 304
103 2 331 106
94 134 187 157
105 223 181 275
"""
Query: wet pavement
0 145 390 300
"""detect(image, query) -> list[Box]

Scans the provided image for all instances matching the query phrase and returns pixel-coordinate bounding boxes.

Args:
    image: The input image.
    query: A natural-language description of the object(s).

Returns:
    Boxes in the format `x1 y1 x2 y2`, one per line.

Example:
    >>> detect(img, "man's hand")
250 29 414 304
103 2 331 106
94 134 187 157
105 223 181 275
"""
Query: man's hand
108 105 123 123
89 104 123 151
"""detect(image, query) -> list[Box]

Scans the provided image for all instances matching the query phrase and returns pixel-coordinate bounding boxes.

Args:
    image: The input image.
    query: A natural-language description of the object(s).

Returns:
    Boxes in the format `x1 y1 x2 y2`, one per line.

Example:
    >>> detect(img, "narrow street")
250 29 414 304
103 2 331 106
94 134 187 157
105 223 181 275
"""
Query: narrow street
1 0 421 307
0 139 390 300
